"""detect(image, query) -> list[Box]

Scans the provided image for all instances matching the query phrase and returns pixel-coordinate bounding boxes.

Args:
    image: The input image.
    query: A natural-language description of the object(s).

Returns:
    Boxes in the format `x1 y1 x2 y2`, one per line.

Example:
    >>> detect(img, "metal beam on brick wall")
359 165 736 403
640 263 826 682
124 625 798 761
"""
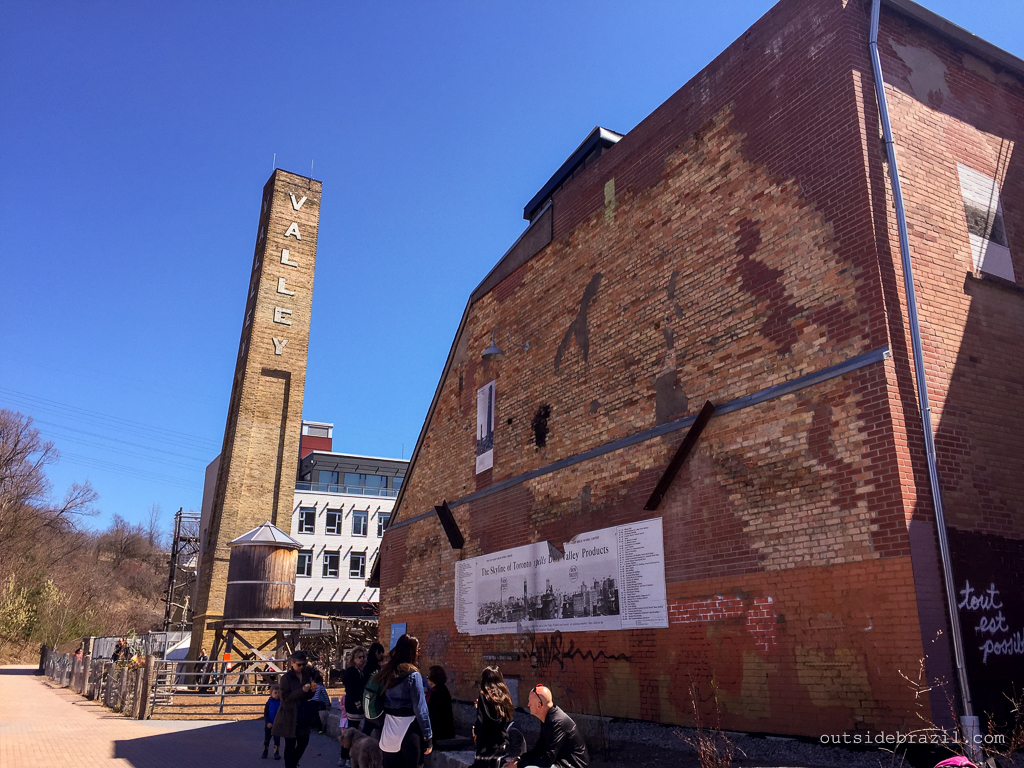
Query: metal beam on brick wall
644 400 716 511
386 346 890 532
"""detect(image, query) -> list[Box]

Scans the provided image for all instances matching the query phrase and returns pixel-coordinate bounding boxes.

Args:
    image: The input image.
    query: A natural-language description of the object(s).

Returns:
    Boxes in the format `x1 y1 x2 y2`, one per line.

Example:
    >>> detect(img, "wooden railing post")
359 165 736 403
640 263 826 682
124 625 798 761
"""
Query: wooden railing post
138 655 156 720
81 654 92 696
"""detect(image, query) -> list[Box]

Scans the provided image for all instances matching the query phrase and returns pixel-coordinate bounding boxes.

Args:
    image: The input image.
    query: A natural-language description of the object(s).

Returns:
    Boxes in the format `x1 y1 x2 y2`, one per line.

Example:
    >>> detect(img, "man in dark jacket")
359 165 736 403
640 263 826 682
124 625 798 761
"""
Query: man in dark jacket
505 685 588 768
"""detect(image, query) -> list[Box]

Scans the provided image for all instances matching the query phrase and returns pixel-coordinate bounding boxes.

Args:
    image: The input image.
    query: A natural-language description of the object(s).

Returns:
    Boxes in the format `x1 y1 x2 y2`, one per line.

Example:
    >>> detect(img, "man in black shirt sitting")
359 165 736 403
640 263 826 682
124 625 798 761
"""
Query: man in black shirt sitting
504 684 588 768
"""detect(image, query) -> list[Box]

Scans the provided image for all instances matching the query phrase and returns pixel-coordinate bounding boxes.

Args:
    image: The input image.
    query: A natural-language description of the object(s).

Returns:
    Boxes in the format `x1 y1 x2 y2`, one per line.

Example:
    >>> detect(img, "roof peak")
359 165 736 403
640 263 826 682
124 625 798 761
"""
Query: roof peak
229 521 302 549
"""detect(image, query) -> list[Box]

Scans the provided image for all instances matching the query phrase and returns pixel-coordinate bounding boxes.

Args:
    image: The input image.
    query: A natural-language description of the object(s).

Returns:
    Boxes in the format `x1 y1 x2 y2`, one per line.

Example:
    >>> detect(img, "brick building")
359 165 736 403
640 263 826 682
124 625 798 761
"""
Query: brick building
190 169 322 660
376 0 1024 737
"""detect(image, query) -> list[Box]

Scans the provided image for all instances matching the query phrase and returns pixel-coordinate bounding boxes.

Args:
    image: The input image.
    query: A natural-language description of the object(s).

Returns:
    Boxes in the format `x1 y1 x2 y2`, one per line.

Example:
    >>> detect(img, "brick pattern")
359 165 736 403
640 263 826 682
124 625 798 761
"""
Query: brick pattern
668 595 777 653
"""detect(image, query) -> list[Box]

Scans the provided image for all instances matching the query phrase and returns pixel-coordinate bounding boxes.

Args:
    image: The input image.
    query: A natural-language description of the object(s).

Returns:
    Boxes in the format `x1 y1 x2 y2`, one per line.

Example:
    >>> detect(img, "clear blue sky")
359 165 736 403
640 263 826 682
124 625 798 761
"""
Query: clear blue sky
1 0 1021 532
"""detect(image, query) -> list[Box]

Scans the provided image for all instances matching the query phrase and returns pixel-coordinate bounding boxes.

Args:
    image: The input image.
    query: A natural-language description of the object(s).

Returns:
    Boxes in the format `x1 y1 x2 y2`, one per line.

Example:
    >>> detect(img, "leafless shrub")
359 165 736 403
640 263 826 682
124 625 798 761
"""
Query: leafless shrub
676 680 741 768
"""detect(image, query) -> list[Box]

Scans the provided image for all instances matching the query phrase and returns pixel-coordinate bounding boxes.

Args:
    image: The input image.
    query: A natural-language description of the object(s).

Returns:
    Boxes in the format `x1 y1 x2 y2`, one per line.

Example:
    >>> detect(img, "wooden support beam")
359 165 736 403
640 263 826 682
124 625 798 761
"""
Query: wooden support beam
435 500 465 549
644 400 716 511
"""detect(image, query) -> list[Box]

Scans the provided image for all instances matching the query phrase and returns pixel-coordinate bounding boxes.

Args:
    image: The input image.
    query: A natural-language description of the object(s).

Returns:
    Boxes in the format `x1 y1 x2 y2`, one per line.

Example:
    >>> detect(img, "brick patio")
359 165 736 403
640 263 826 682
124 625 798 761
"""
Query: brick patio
0 666 342 768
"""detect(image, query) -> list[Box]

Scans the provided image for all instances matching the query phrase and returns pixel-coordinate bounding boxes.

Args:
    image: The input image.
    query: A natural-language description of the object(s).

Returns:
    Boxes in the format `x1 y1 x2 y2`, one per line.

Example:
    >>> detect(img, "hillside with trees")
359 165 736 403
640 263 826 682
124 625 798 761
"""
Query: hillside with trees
0 409 170 661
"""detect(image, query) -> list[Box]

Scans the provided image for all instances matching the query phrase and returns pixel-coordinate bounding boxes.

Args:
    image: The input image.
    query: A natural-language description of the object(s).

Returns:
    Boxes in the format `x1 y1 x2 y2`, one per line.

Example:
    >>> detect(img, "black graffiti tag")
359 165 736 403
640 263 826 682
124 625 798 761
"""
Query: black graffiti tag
522 631 630 672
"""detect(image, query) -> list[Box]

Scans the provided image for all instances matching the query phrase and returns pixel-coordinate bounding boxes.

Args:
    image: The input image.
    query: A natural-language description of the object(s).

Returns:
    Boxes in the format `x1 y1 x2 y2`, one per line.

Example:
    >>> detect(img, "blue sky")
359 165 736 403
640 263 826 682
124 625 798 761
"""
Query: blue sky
1 0 1021 532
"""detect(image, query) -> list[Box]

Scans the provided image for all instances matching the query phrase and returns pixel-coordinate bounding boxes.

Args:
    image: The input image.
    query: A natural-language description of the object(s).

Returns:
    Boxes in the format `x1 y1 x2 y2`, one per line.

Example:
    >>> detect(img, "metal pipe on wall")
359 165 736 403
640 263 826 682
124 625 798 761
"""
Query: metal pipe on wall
868 0 974 720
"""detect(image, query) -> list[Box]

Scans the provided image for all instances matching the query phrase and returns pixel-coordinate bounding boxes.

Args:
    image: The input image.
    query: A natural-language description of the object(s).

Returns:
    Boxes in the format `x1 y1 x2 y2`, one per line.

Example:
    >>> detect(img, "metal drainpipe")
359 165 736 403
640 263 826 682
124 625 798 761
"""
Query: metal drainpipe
868 0 974 723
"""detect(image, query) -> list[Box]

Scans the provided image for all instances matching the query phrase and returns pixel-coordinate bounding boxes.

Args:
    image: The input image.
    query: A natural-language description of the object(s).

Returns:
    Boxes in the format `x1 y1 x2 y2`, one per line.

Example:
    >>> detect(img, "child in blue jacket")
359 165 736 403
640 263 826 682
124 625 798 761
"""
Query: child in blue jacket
263 684 282 759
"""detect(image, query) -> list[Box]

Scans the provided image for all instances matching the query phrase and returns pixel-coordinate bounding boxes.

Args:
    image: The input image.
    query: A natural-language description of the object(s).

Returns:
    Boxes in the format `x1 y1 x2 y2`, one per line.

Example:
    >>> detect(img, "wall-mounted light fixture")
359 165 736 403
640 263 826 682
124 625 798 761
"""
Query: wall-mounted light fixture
482 326 530 361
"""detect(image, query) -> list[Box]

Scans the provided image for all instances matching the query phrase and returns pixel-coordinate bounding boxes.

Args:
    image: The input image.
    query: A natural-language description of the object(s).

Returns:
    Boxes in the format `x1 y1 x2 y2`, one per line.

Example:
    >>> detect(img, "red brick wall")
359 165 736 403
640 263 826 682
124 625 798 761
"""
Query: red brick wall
875 5 1024 726
378 0 1024 736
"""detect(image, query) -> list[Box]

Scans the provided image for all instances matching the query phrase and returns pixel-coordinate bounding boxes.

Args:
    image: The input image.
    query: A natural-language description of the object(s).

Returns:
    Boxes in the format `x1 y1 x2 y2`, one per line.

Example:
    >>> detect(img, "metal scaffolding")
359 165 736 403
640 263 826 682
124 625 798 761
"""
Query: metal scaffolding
162 508 202 632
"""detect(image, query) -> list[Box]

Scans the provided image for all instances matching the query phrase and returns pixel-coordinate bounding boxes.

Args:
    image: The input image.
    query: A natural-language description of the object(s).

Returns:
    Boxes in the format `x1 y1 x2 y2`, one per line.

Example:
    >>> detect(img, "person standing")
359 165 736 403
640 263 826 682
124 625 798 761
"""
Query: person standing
371 634 432 768
339 647 368 767
262 684 282 760
311 668 332 733
426 666 456 741
504 685 587 768
361 642 386 736
473 666 516 768
272 651 316 768
196 648 211 692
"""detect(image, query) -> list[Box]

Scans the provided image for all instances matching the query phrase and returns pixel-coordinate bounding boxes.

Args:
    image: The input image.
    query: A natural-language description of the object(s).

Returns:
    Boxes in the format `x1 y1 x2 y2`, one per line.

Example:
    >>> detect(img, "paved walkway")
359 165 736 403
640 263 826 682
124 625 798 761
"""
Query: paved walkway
0 666 342 768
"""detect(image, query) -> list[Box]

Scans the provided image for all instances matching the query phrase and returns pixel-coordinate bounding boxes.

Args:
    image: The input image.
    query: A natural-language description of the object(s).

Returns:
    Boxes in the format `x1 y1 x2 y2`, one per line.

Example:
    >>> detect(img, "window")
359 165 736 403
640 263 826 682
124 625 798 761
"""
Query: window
393 477 403 491
349 551 366 579
352 509 368 537
323 551 340 578
325 509 342 535
319 470 339 485
344 473 386 489
297 550 313 577
378 513 391 537
298 507 316 534
958 163 1016 281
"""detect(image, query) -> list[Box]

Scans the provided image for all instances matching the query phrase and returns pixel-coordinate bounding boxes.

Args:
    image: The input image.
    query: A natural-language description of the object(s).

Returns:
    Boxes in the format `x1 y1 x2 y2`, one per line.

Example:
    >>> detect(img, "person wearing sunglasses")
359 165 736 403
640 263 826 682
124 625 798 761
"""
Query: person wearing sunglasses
504 685 588 768
272 651 317 768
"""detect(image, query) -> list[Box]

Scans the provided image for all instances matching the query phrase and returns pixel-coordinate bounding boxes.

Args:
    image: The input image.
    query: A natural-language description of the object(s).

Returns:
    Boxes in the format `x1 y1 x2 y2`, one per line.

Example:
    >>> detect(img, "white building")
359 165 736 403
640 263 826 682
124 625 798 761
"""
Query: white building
195 421 406 623
290 424 407 618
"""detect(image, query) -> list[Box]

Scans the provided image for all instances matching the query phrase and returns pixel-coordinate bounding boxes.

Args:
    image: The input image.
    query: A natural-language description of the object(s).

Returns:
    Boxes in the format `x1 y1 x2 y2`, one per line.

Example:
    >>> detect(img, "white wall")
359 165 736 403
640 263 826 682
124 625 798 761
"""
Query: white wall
289 488 393 605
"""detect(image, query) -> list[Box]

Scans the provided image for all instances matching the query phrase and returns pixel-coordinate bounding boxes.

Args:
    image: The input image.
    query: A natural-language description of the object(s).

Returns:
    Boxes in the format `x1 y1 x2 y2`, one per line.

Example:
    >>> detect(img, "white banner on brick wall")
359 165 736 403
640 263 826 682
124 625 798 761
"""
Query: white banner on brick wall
475 380 495 474
455 517 668 635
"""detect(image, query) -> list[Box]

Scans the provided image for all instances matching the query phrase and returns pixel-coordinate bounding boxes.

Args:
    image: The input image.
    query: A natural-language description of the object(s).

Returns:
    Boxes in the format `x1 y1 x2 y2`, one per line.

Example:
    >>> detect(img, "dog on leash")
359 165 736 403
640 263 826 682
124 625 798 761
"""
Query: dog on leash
339 727 383 768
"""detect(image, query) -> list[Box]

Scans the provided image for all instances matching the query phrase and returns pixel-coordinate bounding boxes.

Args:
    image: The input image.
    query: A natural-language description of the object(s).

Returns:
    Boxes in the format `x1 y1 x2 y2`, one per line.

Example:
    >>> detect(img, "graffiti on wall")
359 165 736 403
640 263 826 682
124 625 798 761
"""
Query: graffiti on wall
519 630 630 672
950 530 1024 728
958 581 1024 665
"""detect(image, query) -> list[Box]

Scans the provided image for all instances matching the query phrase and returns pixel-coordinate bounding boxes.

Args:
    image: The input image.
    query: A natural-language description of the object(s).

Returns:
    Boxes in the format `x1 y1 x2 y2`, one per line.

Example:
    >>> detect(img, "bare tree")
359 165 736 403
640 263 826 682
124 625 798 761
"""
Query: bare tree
0 410 96 582
145 504 164 549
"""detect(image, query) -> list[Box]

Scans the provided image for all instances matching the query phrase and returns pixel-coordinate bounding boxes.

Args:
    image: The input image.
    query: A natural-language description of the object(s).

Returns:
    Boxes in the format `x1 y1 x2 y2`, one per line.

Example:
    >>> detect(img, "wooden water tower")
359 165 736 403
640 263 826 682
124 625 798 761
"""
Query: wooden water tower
208 522 309 666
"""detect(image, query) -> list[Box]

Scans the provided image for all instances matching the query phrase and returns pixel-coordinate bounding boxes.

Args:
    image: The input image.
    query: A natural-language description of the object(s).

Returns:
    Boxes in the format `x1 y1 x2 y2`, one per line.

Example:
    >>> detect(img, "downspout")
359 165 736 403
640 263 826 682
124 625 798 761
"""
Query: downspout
868 0 974 723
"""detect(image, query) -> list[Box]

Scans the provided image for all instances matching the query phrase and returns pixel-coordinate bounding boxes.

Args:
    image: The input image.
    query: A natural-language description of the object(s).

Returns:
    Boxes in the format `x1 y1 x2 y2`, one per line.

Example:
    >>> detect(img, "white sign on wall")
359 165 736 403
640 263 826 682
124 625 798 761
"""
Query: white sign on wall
476 380 495 474
455 517 668 635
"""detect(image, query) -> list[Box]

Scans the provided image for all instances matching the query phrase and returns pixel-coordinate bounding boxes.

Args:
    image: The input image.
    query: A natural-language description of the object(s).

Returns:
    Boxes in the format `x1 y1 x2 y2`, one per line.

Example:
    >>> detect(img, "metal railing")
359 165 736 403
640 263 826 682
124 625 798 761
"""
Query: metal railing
90 631 190 660
41 647 285 719
295 482 397 497
150 659 285 717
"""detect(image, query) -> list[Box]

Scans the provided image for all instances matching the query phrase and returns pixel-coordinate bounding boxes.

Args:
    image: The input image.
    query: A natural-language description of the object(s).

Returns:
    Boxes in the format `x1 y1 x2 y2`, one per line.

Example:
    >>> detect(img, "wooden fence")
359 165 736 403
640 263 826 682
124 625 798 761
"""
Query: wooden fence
43 647 156 719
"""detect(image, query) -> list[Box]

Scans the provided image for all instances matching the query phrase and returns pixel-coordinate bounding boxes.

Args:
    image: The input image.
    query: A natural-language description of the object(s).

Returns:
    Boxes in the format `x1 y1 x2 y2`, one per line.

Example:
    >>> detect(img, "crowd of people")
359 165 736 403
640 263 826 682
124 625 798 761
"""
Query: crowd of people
328 632 588 768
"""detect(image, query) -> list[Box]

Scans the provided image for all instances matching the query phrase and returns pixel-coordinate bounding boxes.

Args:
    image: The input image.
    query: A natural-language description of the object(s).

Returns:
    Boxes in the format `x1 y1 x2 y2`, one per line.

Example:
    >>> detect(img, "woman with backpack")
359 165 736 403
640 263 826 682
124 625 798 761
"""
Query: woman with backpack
472 666 516 768
367 634 432 768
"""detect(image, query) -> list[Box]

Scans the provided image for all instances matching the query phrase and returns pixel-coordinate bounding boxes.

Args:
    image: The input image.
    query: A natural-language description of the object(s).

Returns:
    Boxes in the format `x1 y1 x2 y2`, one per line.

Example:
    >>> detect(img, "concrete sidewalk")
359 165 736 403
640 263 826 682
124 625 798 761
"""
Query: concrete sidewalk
0 666 342 768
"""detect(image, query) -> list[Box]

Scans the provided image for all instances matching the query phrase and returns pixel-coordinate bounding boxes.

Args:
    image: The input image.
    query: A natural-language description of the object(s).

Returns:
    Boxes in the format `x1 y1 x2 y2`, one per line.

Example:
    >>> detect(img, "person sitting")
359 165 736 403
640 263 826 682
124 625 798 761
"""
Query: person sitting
473 666 516 768
504 685 587 768
426 665 456 741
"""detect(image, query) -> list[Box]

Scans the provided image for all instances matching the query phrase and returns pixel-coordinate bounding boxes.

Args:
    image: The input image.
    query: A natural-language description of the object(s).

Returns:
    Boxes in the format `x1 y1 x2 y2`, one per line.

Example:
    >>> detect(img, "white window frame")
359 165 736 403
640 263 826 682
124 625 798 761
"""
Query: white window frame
325 508 342 535
297 550 313 578
349 551 366 579
351 508 368 537
322 551 340 578
298 507 316 534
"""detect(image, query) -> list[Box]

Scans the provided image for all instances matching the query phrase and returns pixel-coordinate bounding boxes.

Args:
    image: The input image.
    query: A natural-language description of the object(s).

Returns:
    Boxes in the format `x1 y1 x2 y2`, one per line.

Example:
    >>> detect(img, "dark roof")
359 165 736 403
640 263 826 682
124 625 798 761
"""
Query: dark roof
522 127 624 222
